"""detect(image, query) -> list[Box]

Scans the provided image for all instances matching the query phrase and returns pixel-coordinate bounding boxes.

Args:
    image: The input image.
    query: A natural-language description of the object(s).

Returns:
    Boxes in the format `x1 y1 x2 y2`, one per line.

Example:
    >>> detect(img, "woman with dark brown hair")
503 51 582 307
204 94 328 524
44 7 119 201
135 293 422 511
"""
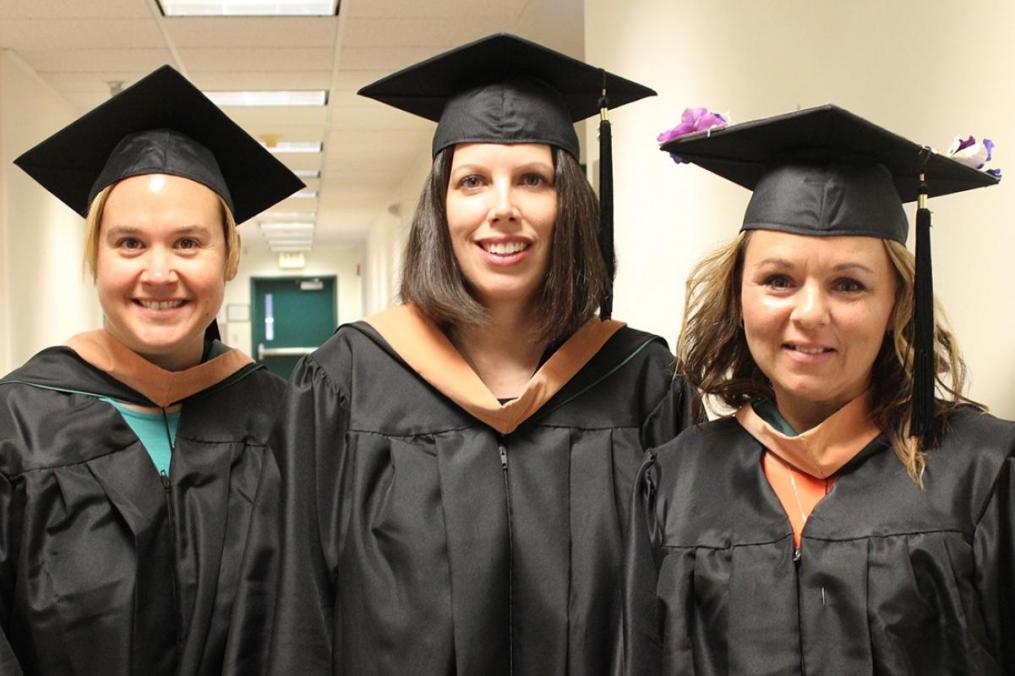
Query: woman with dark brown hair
623 105 1014 675
227 35 700 676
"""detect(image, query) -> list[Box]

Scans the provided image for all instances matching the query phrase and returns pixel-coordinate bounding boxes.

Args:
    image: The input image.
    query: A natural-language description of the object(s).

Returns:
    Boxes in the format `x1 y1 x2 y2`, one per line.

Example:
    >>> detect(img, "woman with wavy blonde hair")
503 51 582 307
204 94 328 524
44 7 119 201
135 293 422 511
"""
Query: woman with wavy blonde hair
623 106 1014 675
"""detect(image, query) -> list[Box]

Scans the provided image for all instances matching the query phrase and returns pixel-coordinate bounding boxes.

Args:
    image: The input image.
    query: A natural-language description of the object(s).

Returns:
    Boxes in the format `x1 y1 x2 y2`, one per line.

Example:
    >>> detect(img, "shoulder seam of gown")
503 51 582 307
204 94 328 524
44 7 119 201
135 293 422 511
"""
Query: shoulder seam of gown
5 438 141 478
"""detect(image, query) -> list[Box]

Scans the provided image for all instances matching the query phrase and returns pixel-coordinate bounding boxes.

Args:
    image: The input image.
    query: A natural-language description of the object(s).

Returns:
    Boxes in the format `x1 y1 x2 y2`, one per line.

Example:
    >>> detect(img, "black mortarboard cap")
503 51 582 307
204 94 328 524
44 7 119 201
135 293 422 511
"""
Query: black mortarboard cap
358 33 655 157
358 33 656 319
661 104 1000 445
14 65 304 224
660 104 997 242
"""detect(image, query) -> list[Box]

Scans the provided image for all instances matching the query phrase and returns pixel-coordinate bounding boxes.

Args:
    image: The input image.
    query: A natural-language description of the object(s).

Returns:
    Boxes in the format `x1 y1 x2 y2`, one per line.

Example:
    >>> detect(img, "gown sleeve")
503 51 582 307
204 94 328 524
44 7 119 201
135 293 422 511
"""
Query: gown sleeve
225 355 349 675
0 470 24 675
620 448 665 676
640 374 704 451
973 447 1015 674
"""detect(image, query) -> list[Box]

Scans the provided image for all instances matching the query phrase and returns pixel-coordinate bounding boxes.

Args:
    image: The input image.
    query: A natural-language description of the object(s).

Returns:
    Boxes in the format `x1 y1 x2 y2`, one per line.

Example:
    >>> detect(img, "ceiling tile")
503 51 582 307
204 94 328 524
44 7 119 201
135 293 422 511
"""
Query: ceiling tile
179 46 334 71
18 48 177 73
0 19 165 50
341 0 521 19
164 16 337 47
0 0 151 19
189 70 333 89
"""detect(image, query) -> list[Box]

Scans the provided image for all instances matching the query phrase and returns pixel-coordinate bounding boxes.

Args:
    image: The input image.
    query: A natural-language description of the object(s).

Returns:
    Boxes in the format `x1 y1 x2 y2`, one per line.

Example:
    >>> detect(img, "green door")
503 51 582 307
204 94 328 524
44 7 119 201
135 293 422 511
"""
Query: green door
251 276 337 379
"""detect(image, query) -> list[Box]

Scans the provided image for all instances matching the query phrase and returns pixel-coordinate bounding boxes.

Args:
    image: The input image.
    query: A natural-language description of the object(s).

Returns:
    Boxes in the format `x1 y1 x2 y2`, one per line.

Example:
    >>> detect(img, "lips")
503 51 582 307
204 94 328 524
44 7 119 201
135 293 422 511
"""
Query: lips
784 343 834 355
135 299 186 310
478 239 531 256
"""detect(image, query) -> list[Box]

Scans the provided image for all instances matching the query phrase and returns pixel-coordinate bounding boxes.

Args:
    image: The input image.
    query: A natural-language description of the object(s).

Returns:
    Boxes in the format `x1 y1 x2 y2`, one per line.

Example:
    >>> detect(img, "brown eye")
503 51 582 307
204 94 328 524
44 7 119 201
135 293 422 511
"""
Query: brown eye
458 175 484 189
763 274 794 290
833 278 866 293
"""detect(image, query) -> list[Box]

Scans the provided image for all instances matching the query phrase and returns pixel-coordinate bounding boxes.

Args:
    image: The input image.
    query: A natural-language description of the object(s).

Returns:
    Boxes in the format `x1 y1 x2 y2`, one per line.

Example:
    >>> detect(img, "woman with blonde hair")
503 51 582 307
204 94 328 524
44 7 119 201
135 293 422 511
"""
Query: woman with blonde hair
0 66 302 675
624 105 1013 675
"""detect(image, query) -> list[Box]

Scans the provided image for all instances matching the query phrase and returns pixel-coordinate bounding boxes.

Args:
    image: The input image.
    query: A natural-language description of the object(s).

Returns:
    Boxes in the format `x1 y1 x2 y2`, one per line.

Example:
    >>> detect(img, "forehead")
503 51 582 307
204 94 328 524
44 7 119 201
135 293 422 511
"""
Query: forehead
103 173 221 213
743 229 892 269
450 142 554 167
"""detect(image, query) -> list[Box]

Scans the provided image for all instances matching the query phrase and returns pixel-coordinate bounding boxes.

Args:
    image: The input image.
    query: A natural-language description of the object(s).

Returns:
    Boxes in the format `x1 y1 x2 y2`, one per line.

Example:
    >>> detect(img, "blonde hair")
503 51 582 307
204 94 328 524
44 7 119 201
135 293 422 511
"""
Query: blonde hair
83 181 240 281
677 231 979 483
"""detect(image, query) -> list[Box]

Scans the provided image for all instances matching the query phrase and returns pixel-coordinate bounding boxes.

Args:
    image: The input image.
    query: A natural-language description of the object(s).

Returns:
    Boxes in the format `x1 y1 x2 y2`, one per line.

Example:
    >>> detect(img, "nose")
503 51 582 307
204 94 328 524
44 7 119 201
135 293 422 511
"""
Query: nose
140 248 178 285
488 179 519 225
791 281 830 328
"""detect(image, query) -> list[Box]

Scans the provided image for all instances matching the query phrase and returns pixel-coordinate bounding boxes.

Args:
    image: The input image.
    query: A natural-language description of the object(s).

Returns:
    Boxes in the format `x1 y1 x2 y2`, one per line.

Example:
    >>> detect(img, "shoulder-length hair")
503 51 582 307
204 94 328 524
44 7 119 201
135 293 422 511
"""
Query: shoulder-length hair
677 230 977 483
399 146 608 344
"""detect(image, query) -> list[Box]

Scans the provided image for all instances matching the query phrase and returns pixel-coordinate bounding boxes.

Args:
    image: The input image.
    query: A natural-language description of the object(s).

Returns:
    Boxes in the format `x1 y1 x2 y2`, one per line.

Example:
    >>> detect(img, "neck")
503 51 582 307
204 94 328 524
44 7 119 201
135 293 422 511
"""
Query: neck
774 386 867 434
103 327 204 372
450 299 547 399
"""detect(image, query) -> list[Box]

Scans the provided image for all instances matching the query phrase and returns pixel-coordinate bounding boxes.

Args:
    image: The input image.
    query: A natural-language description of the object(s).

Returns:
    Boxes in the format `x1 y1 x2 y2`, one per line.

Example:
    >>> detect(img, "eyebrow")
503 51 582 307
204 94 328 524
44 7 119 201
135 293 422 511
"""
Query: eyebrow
104 224 211 238
752 257 876 274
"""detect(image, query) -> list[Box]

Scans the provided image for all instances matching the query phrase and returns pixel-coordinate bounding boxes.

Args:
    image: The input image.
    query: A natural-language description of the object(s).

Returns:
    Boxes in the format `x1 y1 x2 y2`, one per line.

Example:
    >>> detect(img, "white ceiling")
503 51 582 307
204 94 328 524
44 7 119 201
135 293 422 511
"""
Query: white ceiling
0 0 584 249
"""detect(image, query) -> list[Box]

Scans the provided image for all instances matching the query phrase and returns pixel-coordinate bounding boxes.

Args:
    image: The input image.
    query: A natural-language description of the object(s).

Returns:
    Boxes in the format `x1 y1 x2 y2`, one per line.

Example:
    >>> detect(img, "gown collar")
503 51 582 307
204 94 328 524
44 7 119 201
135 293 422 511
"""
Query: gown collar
65 330 253 408
364 304 625 434
736 390 882 479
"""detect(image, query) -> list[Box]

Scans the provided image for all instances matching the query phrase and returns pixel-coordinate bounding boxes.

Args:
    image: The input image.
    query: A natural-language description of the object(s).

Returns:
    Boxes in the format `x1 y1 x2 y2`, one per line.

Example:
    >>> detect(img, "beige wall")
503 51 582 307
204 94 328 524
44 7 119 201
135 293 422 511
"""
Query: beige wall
363 147 432 315
0 50 103 374
585 0 1015 419
221 244 364 356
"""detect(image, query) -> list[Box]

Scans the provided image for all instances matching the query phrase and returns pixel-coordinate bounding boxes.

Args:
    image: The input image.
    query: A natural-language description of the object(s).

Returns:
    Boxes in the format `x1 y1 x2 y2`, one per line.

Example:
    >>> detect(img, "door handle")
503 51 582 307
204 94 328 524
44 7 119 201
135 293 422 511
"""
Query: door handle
256 344 316 361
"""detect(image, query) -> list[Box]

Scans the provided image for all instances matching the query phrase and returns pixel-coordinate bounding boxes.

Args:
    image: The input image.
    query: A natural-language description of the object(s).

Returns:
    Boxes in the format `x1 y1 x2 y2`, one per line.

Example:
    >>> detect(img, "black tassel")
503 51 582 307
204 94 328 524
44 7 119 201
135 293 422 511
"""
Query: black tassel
911 195 936 444
598 92 615 320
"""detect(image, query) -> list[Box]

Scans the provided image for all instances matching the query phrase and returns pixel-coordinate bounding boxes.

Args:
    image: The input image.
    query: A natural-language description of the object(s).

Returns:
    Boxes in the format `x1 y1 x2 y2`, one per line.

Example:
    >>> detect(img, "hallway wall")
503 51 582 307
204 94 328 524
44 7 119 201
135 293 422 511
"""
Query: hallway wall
0 50 102 374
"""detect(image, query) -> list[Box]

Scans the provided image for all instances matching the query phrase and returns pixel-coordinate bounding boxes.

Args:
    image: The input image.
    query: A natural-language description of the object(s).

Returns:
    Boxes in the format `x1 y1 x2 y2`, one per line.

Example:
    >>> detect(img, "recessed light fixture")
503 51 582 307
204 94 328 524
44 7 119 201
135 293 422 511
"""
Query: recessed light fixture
204 90 327 107
294 169 321 179
158 0 339 16
261 141 323 154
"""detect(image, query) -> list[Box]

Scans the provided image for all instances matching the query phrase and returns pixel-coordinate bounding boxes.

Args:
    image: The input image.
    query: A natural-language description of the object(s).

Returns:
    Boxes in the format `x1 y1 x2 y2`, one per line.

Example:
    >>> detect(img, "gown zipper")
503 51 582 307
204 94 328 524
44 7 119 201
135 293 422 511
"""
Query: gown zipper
160 407 182 657
498 434 515 675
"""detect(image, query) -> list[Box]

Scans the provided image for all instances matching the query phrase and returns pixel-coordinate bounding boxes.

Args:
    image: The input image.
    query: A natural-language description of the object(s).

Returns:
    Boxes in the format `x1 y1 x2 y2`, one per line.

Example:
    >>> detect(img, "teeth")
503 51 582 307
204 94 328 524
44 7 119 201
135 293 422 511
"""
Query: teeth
139 300 184 310
791 345 828 355
484 241 529 255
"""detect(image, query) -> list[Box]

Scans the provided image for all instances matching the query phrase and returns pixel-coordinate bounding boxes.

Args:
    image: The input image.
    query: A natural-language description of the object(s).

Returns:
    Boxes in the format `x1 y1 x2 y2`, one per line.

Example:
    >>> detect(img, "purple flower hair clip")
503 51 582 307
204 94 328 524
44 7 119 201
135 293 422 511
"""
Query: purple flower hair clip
658 107 730 164
947 135 1001 181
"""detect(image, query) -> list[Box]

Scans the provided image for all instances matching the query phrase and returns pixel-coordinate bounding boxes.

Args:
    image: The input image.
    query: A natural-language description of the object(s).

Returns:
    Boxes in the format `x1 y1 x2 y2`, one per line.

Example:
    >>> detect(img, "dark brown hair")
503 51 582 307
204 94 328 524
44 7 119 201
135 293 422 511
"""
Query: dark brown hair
399 145 607 343
677 231 978 482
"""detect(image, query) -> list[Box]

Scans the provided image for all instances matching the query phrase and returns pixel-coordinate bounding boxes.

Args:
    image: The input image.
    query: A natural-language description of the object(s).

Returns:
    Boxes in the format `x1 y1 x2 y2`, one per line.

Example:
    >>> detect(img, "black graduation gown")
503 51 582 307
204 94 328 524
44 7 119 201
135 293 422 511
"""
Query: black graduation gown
0 343 285 676
624 407 1015 676
228 319 699 675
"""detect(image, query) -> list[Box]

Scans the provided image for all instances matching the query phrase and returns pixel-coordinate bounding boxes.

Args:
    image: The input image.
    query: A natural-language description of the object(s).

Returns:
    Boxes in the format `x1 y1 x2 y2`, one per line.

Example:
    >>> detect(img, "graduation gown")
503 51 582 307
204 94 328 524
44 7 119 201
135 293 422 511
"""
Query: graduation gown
0 337 285 676
624 406 1015 676
227 305 699 675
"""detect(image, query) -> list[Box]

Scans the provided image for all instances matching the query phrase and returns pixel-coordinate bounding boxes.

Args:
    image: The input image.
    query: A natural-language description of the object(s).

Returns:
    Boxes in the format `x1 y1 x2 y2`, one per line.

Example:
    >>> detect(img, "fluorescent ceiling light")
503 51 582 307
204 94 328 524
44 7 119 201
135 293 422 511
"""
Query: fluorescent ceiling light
159 1 338 16
262 141 323 154
259 222 315 234
260 210 316 220
270 243 313 252
204 90 327 107
289 190 318 199
294 169 321 179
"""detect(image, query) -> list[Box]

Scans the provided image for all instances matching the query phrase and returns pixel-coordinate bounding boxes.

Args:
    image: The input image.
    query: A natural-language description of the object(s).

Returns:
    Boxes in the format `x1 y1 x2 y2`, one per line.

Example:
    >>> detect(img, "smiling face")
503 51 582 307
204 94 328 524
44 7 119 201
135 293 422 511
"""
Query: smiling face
445 143 557 310
740 230 898 430
96 173 230 371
